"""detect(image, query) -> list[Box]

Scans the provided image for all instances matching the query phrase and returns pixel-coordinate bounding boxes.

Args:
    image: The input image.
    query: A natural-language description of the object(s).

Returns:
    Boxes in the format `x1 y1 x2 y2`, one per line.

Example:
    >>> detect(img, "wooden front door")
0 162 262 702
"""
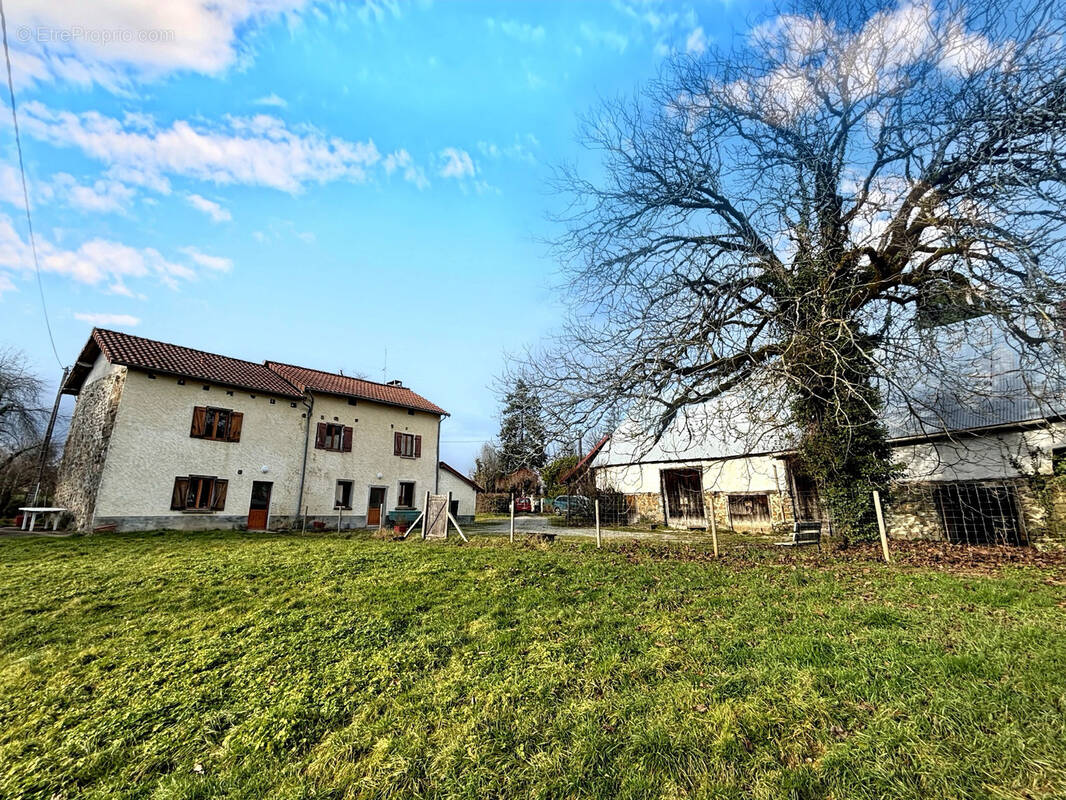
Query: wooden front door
248 481 272 530
367 487 387 527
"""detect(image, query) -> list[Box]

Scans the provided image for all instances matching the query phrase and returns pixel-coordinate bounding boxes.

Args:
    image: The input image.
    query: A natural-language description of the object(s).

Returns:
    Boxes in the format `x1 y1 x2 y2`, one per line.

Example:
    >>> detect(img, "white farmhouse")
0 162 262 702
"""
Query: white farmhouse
56 329 454 532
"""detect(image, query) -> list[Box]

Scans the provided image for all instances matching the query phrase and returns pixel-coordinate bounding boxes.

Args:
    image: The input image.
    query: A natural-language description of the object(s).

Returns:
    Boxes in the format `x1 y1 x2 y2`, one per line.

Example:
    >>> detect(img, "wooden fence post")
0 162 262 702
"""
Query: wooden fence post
422 490 430 540
873 490 891 563
709 493 719 557
595 499 601 548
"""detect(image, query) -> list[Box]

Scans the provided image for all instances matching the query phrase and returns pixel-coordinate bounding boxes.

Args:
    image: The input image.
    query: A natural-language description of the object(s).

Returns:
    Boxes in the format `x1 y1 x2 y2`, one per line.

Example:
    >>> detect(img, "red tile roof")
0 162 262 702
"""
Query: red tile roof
439 461 484 492
265 361 447 416
63 329 304 399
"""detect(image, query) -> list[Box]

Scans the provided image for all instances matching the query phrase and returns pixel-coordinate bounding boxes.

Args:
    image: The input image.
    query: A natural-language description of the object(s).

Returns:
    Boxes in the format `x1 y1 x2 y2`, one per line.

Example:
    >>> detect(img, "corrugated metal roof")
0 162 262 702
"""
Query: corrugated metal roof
596 320 1066 468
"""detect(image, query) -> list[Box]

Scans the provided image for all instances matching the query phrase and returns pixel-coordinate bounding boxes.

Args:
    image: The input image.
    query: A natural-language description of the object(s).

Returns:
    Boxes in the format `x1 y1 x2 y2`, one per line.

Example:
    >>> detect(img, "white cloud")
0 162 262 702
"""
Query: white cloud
737 1 1004 122
253 93 288 108
355 0 403 25
477 134 538 165
580 23 629 53
685 26 707 54
185 193 232 222
0 164 133 214
7 0 315 89
74 312 141 327
437 147 476 180
0 213 205 292
487 18 546 43
16 103 382 194
180 246 233 272
0 273 15 296
53 173 135 213
383 149 429 190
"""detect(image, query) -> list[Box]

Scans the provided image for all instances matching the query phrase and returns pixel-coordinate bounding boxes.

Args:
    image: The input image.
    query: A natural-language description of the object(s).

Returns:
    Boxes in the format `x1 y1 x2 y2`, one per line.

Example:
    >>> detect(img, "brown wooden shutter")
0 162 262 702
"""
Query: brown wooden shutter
315 422 327 450
342 426 353 452
211 479 228 511
190 406 207 438
414 435 422 458
170 477 189 510
394 431 402 455
227 412 243 443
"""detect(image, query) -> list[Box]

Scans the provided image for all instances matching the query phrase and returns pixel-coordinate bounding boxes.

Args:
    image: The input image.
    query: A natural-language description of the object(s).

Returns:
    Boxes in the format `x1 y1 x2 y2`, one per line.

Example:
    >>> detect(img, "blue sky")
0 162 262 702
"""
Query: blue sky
0 0 762 472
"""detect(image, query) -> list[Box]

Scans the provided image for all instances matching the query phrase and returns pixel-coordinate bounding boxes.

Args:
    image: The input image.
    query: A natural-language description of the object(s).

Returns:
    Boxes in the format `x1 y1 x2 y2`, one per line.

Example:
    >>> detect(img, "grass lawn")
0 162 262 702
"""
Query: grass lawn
1 532 1065 799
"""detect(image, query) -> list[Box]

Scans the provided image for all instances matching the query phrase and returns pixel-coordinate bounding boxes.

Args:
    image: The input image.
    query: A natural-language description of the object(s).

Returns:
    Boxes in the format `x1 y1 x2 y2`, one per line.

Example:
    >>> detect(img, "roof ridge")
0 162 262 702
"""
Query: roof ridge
439 460 485 492
265 360 415 391
95 328 283 373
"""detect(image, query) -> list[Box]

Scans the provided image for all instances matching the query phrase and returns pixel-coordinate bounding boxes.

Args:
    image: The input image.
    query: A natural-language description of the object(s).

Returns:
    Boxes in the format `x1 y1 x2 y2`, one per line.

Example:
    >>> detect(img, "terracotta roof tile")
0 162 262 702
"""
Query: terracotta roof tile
265 361 447 415
64 329 304 399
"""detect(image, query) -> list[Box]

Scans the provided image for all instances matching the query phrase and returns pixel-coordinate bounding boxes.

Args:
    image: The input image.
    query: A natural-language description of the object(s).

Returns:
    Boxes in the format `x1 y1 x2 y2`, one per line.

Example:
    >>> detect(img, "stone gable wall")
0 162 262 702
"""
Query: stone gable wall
55 369 126 530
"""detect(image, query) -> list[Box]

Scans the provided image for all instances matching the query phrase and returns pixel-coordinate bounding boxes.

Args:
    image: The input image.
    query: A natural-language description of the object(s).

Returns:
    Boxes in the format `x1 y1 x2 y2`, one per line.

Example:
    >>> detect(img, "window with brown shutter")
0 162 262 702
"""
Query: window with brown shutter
191 407 240 442
395 432 419 458
394 431 402 455
227 412 243 442
177 475 222 511
170 477 190 510
190 406 207 437
315 422 348 452
211 479 228 511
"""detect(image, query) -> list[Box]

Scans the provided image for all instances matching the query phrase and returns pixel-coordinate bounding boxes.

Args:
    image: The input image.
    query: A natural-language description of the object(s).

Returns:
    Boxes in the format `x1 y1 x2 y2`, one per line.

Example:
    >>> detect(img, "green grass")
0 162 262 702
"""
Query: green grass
1 532 1065 799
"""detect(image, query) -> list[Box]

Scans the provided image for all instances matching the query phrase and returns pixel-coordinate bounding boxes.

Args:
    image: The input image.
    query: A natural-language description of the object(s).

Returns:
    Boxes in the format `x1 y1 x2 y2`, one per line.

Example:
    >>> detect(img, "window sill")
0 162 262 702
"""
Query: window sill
398 455 418 459
181 509 216 514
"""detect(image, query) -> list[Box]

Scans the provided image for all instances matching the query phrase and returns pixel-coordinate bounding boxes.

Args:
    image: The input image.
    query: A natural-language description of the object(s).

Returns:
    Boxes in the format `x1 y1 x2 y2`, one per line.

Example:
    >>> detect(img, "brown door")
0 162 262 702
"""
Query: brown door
248 481 272 530
367 487 386 527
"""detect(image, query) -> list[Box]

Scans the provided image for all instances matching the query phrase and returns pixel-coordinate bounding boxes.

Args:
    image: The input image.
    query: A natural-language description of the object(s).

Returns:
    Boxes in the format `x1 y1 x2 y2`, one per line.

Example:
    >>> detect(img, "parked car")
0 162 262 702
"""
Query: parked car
514 497 532 513
552 495 591 514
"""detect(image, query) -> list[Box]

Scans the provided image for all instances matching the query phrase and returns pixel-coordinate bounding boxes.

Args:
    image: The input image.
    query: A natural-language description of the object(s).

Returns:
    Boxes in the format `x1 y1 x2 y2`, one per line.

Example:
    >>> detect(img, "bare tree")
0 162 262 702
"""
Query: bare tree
472 442 504 493
0 348 46 513
516 0 1066 536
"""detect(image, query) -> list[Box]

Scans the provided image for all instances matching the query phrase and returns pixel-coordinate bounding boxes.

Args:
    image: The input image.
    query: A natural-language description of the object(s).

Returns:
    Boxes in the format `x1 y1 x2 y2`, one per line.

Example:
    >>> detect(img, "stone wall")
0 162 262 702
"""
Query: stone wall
631 492 664 524
55 369 126 530
883 485 946 542
1040 476 1066 549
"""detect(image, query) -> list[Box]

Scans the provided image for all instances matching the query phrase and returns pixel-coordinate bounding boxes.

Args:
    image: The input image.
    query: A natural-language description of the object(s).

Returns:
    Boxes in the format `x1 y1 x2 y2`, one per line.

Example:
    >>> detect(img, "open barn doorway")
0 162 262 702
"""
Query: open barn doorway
660 468 706 528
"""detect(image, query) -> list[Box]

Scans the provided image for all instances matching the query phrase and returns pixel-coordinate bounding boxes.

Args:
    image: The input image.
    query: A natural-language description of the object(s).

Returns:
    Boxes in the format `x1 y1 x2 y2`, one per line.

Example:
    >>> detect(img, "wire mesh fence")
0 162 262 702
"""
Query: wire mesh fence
484 477 1034 552
551 489 635 527
885 480 1028 546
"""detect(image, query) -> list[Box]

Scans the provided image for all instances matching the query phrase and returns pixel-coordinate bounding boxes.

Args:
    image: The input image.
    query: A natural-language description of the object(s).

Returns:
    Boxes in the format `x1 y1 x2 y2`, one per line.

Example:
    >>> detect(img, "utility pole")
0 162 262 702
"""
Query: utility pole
31 366 68 506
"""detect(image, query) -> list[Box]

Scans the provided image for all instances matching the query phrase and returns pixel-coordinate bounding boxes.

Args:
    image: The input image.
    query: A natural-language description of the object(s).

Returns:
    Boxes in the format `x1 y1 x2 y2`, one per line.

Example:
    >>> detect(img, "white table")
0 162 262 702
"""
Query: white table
18 507 66 532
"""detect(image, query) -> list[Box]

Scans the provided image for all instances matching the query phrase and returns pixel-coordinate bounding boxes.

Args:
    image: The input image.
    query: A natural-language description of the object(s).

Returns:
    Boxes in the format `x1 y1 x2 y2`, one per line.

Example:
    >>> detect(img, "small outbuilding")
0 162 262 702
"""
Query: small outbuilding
437 461 483 524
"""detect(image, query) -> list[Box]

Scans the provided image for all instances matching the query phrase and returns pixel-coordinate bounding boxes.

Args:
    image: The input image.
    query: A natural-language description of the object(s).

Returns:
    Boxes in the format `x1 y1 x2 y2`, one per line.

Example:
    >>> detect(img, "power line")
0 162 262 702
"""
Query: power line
0 0 64 369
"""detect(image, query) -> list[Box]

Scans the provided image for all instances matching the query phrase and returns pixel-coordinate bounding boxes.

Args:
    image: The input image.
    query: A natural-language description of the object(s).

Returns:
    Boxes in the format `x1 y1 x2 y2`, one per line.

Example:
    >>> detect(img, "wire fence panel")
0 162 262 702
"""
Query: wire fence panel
887 480 1028 546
